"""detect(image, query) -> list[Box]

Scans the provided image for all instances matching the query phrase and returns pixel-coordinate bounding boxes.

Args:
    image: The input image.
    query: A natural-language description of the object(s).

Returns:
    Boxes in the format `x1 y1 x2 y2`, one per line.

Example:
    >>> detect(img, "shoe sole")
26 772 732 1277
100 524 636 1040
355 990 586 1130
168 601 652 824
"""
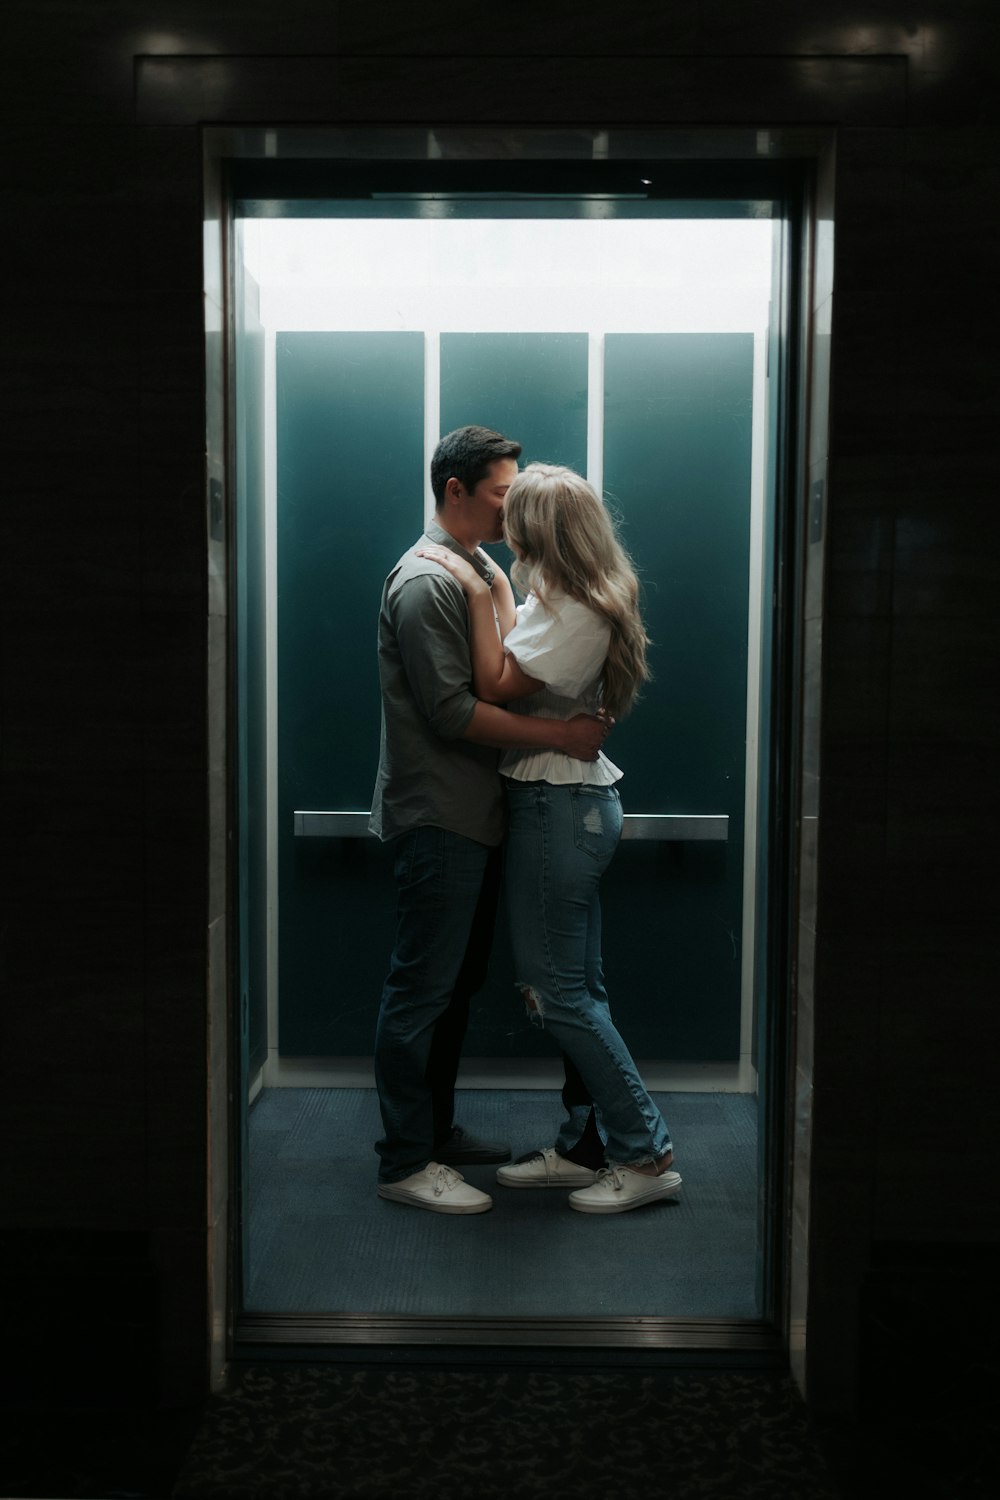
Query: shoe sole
377 1184 493 1214
496 1169 598 1188
569 1173 683 1214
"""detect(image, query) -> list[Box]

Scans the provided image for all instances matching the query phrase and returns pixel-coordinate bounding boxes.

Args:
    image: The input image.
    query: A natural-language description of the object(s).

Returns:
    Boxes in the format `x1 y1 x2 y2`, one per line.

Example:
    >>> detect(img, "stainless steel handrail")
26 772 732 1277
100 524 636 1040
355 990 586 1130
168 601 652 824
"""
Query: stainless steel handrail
293 810 728 841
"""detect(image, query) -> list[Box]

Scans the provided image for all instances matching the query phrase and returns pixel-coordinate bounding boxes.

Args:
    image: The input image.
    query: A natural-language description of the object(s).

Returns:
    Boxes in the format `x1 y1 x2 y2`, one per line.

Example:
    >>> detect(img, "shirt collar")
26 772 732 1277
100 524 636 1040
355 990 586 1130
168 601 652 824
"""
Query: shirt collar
423 521 496 588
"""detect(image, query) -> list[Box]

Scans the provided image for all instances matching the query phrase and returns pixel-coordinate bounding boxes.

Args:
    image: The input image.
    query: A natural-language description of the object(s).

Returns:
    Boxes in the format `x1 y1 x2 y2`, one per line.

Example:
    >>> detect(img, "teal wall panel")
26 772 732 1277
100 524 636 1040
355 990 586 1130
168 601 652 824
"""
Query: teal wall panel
277 332 424 1055
440 332 588 473
271 329 754 1063
602 333 754 1058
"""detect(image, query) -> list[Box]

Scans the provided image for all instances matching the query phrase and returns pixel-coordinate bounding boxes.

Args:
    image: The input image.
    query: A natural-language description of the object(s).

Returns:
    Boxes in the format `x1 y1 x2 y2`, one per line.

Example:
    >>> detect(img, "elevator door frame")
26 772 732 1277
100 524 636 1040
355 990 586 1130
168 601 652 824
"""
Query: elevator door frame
207 126 825 1368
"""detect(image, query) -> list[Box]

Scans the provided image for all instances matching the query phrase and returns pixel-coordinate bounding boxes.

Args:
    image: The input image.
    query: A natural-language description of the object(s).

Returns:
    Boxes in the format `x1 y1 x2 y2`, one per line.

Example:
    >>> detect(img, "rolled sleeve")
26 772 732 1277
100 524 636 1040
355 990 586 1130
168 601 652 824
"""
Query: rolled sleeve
391 572 479 739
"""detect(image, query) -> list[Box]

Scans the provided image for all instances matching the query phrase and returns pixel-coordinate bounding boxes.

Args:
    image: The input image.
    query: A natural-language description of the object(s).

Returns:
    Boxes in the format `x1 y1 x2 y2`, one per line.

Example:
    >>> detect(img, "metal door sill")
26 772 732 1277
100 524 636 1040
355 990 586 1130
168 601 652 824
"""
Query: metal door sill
236 1312 781 1352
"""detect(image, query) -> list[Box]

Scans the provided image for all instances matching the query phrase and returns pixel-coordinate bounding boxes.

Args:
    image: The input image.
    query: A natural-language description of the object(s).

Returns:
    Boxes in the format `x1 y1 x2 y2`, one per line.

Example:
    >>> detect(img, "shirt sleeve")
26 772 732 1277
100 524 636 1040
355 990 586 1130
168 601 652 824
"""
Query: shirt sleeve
389 570 479 739
504 594 611 700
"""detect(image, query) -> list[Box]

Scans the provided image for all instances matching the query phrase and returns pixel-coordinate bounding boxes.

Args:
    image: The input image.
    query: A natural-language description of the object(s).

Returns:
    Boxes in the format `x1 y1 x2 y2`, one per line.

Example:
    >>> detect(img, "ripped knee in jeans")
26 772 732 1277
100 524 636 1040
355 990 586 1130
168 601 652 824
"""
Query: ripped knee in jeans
517 982 546 1026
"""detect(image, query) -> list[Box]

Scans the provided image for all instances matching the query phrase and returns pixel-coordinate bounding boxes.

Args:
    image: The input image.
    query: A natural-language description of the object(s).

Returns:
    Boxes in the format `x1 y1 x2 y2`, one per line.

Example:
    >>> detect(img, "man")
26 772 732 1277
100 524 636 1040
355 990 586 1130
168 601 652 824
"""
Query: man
370 425 609 1214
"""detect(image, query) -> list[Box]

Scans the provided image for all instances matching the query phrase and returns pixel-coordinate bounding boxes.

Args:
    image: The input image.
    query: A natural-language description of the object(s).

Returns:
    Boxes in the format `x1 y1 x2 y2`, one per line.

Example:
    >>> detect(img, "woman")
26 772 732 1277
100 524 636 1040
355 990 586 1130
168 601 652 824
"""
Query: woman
417 463 680 1214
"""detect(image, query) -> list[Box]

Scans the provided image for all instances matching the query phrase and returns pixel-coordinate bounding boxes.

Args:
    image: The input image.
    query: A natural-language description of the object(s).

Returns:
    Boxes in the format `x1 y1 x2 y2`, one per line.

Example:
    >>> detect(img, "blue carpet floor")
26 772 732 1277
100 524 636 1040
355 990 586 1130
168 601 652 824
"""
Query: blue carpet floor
246 1088 759 1318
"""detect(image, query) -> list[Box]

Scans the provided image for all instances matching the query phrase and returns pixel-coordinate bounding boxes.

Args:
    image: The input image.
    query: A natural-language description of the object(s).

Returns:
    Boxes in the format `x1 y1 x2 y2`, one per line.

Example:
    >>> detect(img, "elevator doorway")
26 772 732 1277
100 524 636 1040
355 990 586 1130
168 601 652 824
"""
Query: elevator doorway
229 153 800 1347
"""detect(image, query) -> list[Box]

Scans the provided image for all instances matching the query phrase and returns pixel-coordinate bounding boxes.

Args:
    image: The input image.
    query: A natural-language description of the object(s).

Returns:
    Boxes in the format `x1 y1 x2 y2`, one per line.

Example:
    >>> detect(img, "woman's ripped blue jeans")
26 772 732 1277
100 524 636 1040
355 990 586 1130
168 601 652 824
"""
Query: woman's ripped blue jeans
504 780 672 1167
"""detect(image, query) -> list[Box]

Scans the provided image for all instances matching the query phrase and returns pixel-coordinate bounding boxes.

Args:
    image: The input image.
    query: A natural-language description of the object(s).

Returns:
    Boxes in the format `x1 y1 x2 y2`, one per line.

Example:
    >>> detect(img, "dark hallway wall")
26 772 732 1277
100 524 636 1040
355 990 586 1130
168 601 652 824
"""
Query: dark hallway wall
1 1 998 1414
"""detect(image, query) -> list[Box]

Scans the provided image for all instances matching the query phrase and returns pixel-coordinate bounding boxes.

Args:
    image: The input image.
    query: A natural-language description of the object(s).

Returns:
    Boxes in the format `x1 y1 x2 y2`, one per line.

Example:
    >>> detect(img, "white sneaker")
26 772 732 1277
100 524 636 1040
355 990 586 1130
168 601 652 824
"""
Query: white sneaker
496 1148 599 1189
568 1164 683 1214
377 1161 493 1215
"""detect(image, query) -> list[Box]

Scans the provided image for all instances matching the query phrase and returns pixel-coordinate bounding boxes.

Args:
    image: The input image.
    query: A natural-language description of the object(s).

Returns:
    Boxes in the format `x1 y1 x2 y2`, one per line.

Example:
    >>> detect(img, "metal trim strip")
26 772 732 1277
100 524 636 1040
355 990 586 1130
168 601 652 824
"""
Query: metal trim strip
236 1313 779 1350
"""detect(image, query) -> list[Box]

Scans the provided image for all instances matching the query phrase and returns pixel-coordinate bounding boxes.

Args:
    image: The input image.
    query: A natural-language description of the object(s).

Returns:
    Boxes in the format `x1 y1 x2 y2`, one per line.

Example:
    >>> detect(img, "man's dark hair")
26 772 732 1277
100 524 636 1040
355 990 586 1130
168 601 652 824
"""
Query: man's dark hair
430 425 522 508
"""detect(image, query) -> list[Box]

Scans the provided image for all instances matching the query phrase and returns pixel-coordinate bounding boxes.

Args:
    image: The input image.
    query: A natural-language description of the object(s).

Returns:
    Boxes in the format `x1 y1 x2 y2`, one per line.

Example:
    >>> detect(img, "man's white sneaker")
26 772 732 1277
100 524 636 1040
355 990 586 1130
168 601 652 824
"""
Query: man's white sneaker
377 1161 492 1215
496 1148 599 1189
568 1164 683 1214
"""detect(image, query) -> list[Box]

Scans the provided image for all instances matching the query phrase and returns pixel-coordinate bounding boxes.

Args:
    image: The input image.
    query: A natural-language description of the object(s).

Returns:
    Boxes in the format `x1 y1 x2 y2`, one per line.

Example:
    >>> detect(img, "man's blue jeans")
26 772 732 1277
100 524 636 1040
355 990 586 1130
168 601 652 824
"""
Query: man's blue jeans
504 780 672 1166
374 826 500 1184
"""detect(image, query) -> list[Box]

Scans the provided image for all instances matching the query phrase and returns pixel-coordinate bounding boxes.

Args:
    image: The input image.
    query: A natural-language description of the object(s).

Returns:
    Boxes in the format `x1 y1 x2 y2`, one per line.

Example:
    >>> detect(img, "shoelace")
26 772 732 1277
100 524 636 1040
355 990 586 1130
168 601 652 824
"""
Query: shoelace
429 1163 462 1197
594 1164 629 1192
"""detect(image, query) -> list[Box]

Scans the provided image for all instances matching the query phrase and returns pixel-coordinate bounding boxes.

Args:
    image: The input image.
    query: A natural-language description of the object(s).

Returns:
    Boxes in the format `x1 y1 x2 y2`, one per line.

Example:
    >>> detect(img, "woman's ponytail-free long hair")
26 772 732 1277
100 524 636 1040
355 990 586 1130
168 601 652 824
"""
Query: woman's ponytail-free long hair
503 463 651 719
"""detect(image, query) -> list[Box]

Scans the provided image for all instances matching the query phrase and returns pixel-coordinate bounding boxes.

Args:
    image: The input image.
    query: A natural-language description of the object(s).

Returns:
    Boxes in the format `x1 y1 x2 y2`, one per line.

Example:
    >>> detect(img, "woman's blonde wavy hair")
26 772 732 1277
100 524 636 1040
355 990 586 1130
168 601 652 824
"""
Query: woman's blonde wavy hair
503 463 651 719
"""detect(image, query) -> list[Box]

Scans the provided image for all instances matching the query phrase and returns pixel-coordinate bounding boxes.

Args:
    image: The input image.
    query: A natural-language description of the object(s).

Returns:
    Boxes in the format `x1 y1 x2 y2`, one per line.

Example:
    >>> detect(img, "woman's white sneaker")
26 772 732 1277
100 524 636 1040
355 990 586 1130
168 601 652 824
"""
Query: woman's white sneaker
568 1164 682 1213
496 1148 600 1188
377 1162 492 1214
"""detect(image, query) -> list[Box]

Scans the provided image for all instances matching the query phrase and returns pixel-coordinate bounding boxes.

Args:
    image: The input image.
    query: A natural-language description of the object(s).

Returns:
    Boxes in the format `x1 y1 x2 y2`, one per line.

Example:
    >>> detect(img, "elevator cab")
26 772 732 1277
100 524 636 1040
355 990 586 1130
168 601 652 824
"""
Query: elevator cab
230 152 800 1345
